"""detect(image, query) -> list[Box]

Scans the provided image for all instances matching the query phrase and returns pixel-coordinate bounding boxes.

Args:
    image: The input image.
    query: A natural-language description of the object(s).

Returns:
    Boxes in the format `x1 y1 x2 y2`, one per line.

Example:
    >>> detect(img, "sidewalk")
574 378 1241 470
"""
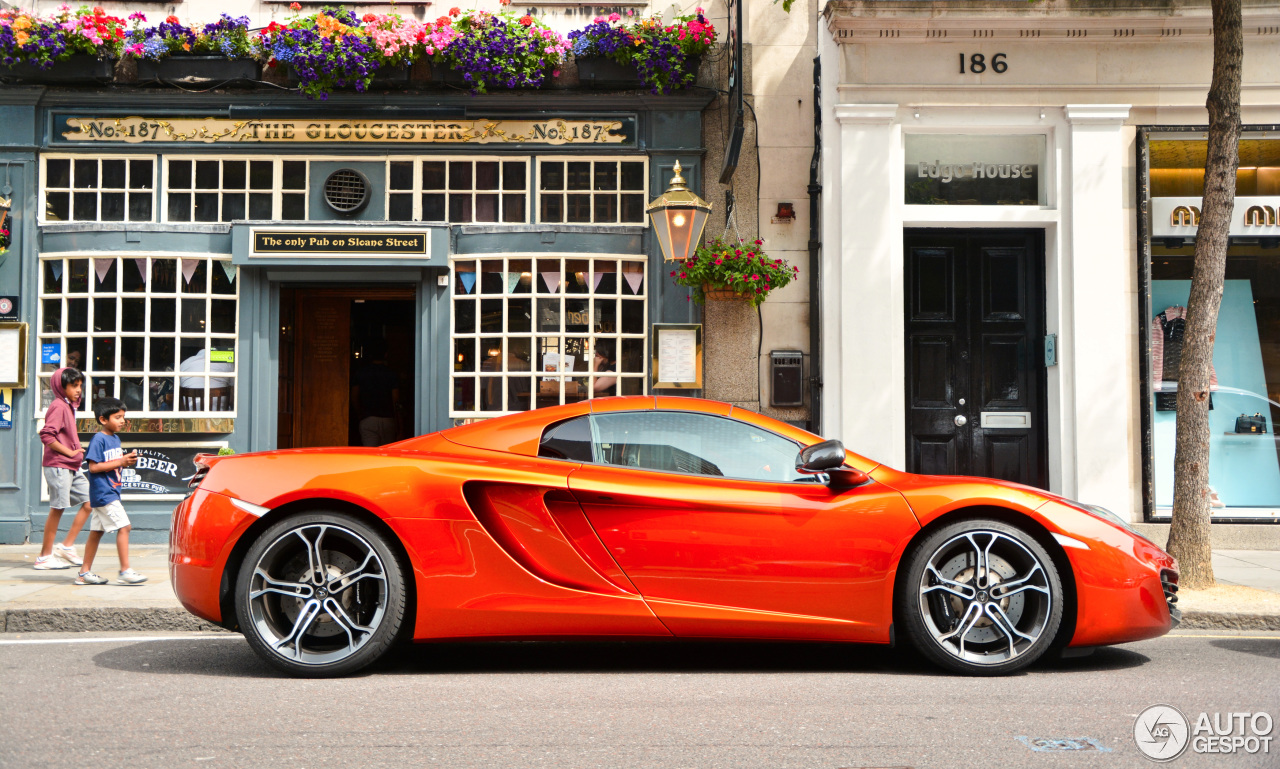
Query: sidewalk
1 544 1278 634
0 545 224 633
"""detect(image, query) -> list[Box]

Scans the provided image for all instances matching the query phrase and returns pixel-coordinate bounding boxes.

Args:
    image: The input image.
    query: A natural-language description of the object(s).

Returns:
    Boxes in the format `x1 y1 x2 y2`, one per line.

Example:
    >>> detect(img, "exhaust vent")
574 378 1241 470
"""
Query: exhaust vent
323 168 370 214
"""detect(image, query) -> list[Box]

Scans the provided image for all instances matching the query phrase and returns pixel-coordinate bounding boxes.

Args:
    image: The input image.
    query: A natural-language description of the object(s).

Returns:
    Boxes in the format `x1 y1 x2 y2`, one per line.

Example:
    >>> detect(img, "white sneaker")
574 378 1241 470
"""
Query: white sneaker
34 555 70 570
54 543 83 566
117 569 148 585
75 571 108 585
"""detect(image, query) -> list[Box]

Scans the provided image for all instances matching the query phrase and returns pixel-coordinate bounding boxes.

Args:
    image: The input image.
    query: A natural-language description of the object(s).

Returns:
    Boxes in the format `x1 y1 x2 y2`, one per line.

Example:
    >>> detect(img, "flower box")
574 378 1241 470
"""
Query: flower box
429 65 470 86
0 55 115 84
575 56 639 88
285 63 412 90
136 55 260 85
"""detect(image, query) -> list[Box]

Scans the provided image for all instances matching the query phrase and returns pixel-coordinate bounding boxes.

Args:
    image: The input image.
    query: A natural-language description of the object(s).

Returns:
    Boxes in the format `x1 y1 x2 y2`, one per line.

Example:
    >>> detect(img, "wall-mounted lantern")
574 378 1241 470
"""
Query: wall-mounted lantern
647 161 711 262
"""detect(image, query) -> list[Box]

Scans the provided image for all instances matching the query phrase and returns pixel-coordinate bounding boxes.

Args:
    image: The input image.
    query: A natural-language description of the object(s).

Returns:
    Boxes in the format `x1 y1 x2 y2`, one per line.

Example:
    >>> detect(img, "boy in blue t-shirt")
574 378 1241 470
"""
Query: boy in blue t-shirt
77 397 147 586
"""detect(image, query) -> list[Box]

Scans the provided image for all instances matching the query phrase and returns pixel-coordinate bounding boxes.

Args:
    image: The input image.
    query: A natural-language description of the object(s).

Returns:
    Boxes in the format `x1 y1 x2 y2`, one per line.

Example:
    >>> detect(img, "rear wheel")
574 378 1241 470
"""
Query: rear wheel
899 518 1063 676
234 512 406 677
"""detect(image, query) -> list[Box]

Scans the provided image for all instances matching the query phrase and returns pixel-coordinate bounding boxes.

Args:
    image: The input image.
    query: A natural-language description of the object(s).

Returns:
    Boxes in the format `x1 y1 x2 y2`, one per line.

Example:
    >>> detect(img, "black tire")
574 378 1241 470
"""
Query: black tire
898 518 1063 676
234 511 407 677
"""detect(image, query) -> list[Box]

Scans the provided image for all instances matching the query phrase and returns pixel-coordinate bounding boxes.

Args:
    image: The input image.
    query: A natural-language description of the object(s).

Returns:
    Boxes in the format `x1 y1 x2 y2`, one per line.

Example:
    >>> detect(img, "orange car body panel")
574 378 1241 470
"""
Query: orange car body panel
170 395 1176 650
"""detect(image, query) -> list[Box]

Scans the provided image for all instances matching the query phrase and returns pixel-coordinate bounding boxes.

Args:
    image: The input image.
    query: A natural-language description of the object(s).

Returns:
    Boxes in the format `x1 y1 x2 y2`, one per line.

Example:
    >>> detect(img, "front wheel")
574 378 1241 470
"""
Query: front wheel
899 519 1063 676
234 512 407 677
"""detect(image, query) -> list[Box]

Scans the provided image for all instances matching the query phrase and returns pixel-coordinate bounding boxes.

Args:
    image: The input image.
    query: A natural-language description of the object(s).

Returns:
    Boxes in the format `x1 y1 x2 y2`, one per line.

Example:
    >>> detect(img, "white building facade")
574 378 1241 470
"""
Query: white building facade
819 0 1280 522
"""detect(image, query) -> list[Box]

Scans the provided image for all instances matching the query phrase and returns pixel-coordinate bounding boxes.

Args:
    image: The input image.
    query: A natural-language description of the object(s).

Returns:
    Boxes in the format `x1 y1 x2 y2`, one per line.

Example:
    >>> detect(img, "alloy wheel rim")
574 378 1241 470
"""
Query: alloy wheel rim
247 523 388 666
917 530 1052 665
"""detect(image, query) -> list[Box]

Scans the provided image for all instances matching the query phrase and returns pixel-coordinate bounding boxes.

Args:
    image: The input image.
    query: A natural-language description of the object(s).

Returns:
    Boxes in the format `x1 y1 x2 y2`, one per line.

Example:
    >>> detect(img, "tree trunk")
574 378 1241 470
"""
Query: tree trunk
1167 0 1243 590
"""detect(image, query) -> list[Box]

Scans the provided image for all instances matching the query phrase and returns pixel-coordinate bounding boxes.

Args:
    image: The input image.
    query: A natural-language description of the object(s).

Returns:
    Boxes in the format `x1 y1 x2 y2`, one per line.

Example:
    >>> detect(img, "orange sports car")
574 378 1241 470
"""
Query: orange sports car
170 396 1179 677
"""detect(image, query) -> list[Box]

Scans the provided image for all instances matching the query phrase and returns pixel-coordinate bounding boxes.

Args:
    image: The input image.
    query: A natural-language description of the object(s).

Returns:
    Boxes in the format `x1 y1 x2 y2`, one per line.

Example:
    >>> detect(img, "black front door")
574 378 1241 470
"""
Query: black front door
904 230 1048 488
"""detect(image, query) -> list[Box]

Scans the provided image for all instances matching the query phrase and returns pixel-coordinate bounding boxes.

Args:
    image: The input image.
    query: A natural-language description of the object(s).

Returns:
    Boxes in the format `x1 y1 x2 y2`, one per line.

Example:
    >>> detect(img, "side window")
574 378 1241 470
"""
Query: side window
538 415 594 462
591 412 804 482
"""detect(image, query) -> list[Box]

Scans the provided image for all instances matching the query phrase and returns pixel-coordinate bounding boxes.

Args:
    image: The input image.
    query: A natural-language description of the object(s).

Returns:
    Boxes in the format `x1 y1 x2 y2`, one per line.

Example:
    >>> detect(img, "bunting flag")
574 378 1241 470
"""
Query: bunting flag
458 270 476 294
50 261 63 282
219 260 237 283
134 259 148 284
622 264 644 294
505 272 521 294
93 258 113 284
540 271 561 295
592 269 608 291
181 258 199 285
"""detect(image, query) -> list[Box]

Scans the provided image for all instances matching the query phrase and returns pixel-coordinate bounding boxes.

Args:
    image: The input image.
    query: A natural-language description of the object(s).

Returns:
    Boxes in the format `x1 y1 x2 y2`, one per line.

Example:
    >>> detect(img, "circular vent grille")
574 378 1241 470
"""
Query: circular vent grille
323 168 370 213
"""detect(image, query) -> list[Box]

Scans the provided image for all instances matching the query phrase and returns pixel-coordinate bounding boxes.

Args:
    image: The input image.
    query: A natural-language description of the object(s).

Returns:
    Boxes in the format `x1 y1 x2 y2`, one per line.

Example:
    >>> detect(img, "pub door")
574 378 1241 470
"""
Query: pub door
278 285 416 449
904 230 1048 488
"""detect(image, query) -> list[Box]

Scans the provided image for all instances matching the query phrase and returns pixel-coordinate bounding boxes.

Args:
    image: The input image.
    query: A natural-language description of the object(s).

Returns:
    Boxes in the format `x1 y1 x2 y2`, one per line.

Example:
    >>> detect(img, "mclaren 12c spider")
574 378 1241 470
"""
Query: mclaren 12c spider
170 396 1180 677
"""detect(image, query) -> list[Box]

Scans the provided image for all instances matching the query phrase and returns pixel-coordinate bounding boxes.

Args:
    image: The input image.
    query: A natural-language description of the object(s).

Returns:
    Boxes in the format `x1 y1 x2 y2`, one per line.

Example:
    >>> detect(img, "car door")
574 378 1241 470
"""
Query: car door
567 410 920 641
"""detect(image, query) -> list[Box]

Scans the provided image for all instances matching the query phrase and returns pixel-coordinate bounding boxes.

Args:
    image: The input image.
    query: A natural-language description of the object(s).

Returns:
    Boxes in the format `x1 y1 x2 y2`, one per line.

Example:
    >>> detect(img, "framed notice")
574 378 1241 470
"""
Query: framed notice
652 323 702 390
0 322 28 388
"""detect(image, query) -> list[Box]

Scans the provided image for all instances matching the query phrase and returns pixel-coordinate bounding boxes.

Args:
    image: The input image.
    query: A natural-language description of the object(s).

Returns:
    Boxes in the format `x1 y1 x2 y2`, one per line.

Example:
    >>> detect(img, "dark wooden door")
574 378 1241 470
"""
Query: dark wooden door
295 295 351 448
904 230 1047 488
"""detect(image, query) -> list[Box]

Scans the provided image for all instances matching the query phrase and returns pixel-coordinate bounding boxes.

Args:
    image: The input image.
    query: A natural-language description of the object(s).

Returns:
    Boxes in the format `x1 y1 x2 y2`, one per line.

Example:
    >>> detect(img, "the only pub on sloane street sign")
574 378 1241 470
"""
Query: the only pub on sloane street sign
253 230 428 256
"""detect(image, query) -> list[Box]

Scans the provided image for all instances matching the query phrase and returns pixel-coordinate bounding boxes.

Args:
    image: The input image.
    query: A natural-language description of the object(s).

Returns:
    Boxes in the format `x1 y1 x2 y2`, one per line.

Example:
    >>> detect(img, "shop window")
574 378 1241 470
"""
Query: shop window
37 254 238 417
386 158 528 224
165 157 306 222
1145 134 1280 519
450 254 646 417
538 158 647 225
42 155 156 222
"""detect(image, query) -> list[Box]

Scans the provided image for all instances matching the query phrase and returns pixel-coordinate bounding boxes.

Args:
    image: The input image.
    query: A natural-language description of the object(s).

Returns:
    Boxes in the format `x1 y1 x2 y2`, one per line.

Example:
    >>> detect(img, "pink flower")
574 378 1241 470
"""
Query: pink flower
750 274 759 281
679 271 688 279
608 12 621 22
734 249 741 255
714 258 722 265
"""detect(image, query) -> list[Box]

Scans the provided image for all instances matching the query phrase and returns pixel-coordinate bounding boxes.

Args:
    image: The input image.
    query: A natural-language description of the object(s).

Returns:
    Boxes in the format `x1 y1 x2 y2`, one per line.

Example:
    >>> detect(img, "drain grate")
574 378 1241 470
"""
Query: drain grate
323 168 370 213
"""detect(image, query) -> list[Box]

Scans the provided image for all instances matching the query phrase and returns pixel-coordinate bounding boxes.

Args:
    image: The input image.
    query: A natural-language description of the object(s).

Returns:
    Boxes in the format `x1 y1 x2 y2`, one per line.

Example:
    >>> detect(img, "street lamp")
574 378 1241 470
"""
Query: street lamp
646 160 711 262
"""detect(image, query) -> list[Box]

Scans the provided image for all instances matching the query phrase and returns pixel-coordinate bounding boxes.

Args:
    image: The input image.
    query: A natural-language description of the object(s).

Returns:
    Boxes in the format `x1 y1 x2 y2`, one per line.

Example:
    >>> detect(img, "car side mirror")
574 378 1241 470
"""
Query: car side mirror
797 439 846 473
796 439 870 488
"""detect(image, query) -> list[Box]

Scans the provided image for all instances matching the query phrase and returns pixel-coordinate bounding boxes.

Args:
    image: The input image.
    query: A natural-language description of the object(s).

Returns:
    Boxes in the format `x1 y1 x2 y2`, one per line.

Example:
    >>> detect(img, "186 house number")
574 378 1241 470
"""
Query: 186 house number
959 53 1008 74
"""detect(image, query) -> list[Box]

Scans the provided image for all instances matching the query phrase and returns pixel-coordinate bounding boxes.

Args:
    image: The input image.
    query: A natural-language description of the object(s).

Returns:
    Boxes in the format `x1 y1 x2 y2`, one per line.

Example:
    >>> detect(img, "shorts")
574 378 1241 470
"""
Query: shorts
89 500 130 533
43 467 90 511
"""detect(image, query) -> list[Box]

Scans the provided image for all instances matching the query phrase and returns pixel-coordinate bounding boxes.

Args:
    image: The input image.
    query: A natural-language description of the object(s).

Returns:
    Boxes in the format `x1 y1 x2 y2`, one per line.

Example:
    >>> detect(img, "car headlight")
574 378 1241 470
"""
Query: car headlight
1071 501 1137 534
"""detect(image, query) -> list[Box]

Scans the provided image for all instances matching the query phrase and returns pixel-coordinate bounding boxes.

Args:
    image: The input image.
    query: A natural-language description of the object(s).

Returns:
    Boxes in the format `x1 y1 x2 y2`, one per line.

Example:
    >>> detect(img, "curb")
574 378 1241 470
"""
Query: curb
1179 611 1280 632
2 607 230 634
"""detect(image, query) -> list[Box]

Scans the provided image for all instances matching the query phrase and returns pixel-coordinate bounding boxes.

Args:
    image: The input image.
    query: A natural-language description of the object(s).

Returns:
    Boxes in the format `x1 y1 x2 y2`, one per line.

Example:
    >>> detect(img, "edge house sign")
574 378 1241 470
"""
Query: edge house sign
905 134 1047 206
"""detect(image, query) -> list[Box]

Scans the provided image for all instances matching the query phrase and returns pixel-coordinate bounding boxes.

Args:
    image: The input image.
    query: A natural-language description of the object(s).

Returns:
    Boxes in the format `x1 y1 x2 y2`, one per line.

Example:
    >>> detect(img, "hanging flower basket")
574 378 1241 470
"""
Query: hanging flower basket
701 283 752 302
0 55 115 84
136 55 259 84
672 237 798 308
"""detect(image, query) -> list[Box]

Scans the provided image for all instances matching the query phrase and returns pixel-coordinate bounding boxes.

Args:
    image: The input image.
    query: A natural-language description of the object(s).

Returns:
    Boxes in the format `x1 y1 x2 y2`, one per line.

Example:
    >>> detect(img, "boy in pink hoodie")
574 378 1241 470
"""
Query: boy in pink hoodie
35 367 93 570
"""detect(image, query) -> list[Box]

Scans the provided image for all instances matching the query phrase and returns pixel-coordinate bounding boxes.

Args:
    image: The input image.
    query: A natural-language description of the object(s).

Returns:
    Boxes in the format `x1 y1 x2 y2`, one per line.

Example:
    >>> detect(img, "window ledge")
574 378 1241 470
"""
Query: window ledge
40 222 233 235
457 223 645 236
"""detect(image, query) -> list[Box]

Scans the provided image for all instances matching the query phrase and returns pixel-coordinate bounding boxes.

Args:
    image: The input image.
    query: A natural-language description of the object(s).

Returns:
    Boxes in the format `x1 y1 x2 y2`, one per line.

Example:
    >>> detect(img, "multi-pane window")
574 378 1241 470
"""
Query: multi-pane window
37 253 238 417
387 158 528 223
538 158 646 225
166 157 307 222
451 254 647 417
42 156 155 222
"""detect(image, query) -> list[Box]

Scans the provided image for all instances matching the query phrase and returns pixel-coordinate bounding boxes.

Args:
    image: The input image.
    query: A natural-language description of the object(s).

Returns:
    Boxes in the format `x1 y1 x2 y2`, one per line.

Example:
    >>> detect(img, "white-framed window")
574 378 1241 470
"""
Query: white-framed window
37 252 239 418
386 157 529 223
537 157 647 225
41 154 157 223
450 253 647 417
165 157 308 222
